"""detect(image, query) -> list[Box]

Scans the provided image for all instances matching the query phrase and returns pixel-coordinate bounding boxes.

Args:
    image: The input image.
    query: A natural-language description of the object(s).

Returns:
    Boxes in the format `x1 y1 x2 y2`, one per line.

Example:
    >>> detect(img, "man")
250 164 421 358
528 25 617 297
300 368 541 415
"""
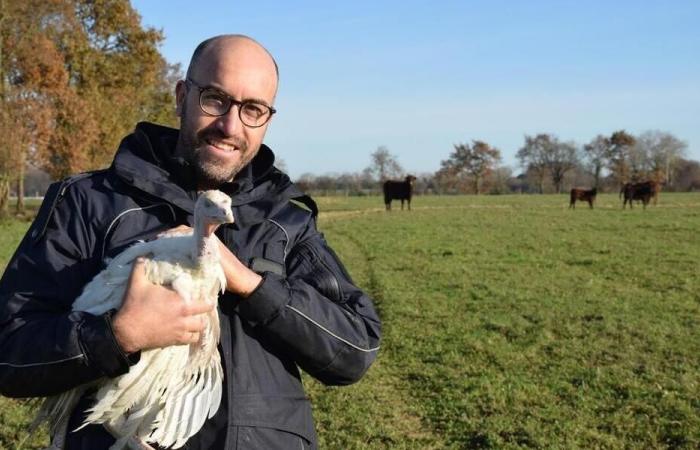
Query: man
0 35 381 449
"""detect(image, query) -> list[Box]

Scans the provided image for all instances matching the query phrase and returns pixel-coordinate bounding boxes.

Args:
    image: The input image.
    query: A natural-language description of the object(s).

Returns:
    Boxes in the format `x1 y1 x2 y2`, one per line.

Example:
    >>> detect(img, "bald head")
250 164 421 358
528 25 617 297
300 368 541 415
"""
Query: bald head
186 34 278 84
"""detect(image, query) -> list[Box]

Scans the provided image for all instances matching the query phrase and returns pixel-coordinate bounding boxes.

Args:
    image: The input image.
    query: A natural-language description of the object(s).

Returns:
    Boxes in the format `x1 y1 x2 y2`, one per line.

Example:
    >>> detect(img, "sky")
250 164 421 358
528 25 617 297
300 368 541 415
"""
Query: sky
130 0 699 179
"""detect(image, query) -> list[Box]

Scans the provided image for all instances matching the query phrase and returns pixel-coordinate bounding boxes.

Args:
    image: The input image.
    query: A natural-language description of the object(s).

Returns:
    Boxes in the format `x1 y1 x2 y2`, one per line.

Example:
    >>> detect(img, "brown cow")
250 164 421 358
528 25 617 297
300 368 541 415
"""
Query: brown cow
620 180 659 209
569 187 597 209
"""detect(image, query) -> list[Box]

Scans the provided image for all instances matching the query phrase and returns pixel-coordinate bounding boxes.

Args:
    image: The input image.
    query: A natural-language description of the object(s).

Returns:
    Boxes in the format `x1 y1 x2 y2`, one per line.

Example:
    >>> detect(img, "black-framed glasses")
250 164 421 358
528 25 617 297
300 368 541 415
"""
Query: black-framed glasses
185 78 276 128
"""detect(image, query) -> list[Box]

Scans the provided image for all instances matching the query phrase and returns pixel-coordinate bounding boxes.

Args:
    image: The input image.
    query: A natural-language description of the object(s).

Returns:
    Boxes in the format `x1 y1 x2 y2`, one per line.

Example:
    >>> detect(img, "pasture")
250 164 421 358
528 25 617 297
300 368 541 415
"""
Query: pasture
1 193 699 449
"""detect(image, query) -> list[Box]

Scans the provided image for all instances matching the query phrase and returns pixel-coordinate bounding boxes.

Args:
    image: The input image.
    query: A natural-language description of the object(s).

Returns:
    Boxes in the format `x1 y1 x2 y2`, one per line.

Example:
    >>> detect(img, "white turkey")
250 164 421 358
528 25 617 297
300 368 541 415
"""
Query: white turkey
37 189 234 450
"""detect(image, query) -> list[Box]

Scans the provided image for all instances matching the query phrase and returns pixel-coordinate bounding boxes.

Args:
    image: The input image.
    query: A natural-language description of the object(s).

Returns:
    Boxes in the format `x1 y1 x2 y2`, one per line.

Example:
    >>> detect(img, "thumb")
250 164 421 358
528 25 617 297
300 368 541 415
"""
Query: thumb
128 257 149 288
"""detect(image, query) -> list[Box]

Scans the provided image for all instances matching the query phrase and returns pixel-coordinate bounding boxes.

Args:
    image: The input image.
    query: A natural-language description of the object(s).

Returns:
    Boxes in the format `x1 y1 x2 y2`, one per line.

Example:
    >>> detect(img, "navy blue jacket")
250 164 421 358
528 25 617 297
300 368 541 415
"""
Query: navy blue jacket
0 122 381 449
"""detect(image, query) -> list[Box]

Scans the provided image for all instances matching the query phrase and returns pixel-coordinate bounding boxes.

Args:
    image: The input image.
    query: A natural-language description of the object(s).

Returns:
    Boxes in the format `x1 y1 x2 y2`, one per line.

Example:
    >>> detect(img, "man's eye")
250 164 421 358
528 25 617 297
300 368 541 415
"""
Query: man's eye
241 103 266 118
201 92 227 108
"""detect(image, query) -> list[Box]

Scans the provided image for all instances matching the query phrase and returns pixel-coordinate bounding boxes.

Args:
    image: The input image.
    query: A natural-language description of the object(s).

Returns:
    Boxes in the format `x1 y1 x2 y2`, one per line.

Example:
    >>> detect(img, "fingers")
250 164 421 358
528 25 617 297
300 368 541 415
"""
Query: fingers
182 330 200 345
127 257 148 287
184 299 216 316
175 330 200 346
118 258 216 350
168 314 208 346
183 313 208 333
181 315 206 345
128 260 182 304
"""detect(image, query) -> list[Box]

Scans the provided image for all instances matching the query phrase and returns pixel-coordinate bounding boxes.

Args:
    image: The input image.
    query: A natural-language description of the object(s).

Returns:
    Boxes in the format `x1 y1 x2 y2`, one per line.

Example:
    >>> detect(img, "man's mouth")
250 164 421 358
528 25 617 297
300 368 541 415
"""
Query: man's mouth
204 138 238 153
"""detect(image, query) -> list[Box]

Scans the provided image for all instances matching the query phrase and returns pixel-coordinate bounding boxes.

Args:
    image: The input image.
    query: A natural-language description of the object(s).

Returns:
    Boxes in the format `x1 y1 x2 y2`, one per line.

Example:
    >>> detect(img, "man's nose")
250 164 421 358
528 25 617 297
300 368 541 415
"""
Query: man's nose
216 106 243 136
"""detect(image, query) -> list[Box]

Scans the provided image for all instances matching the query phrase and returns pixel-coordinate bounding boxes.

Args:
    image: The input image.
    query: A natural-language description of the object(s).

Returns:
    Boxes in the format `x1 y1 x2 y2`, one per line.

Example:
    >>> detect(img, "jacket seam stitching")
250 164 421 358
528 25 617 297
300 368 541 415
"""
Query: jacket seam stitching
284 305 379 353
227 420 313 443
266 218 290 261
59 170 107 196
101 203 176 260
0 354 84 368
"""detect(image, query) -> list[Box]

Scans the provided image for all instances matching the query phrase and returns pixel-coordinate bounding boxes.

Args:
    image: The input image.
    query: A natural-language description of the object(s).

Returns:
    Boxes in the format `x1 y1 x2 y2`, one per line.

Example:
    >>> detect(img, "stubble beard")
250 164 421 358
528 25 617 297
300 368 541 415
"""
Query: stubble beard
177 120 253 189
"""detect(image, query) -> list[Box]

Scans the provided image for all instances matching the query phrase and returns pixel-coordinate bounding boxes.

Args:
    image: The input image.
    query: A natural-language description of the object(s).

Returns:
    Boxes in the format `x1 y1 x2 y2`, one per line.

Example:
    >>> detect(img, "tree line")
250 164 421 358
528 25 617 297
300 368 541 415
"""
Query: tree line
0 0 178 216
2 1 698 212
296 130 698 196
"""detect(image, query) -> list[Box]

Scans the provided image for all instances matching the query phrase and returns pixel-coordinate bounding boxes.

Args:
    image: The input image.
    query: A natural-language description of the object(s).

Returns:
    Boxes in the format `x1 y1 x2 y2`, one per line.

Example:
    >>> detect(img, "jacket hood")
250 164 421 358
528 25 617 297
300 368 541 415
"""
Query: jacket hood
111 122 301 215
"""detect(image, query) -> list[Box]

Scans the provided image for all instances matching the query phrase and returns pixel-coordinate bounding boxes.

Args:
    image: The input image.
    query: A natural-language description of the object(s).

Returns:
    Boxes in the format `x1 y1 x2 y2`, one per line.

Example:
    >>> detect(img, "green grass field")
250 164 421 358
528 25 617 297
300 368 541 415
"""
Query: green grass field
1 193 699 449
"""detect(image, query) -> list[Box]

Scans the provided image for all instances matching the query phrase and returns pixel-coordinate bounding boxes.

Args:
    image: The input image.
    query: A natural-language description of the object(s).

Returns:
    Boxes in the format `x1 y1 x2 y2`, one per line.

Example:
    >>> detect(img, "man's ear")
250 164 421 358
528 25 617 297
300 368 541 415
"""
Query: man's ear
175 80 187 117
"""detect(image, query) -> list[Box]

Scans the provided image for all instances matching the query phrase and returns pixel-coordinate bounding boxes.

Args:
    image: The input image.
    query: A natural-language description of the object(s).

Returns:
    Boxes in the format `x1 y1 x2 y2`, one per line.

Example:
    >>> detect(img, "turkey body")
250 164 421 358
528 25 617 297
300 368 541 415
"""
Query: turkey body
40 190 233 450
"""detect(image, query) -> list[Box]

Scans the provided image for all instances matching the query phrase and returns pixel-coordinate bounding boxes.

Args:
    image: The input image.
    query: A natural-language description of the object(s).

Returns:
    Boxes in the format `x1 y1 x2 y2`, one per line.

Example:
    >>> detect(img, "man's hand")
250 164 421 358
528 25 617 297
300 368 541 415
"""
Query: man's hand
216 238 262 297
112 258 214 354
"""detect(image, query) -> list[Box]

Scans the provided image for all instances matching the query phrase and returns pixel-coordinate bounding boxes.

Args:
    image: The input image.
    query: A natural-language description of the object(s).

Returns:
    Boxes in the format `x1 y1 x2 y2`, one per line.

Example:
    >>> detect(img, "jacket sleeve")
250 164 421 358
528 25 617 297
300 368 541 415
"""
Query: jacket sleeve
236 216 381 386
0 182 134 398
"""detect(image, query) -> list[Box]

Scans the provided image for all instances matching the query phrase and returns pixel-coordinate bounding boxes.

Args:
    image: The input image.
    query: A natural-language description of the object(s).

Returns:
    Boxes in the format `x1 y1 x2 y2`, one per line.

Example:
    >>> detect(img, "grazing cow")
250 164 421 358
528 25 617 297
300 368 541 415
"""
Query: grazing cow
569 187 597 209
383 175 417 211
620 180 659 209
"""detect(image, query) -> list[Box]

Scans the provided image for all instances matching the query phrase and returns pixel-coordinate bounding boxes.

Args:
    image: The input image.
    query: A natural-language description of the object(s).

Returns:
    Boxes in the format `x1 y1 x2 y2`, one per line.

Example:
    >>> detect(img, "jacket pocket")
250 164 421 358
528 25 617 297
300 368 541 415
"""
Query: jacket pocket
235 425 312 450
230 394 317 448
286 240 345 304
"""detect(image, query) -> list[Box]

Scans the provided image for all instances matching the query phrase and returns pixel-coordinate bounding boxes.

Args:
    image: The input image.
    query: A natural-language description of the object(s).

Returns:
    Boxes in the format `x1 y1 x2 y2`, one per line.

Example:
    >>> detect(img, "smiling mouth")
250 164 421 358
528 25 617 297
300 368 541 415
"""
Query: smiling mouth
205 138 238 153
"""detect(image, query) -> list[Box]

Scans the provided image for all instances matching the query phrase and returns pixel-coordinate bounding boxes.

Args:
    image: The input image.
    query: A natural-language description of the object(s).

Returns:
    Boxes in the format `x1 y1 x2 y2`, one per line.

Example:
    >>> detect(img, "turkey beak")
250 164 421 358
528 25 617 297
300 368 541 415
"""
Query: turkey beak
204 209 234 237
223 209 234 224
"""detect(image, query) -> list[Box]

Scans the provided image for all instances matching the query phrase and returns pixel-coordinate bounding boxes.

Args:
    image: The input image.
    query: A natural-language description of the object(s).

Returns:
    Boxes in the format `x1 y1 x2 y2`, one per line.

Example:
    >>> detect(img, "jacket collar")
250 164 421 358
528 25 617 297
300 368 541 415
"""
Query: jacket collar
111 122 293 214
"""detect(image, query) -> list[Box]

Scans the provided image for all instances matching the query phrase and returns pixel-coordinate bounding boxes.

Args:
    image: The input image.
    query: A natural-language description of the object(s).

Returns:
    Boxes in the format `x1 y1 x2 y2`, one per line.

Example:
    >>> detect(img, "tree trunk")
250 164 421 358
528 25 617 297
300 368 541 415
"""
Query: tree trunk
554 176 563 194
15 164 24 213
0 0 6 217
593 166 601 189
0 178 10 218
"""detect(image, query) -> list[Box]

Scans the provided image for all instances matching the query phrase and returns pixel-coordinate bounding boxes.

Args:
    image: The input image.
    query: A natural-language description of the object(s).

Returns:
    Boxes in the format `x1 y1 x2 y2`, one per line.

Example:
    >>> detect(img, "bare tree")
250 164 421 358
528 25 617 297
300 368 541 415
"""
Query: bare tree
583 135 610 188
490 166 513 194
294 172 316 193
315 175 335 196
517 135 548 193
547 140 578 193
518 134 578 194
674 158 700 192
369 146 403 182
635 130 687 185
293 170 382 196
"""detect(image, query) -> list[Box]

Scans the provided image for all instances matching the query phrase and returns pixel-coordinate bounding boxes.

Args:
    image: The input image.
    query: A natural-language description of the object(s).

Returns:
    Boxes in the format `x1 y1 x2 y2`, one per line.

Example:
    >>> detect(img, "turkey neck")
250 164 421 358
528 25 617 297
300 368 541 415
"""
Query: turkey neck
193 220 221 266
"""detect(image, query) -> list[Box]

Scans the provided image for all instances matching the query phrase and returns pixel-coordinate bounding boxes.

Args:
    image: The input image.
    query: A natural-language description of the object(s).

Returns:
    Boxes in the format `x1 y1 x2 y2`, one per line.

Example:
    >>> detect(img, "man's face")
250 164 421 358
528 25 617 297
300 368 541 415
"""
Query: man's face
175 40 278 189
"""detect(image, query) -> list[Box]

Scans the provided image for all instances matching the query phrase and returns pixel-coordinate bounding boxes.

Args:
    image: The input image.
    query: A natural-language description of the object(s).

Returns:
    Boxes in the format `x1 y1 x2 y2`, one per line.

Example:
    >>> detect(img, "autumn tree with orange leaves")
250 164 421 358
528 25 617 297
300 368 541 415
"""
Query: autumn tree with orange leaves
0 0 178 215
439 140 502 195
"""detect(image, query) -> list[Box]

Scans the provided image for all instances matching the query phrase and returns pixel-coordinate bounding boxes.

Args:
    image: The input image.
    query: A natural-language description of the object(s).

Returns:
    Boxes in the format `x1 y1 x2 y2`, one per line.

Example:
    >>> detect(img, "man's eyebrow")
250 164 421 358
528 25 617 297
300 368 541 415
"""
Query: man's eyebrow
242 96 272 107
205 83 272 107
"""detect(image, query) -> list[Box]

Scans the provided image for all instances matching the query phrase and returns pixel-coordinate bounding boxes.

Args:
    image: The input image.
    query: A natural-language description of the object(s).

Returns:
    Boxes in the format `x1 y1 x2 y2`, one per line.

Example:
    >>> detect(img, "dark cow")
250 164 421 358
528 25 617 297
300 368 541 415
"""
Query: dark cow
620 180 659 209
569 187 597 209
383 175 417 211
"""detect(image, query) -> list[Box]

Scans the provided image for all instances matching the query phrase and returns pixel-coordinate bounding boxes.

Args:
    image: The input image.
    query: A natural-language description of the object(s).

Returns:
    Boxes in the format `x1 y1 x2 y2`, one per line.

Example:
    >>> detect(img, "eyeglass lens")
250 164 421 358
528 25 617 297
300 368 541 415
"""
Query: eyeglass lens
199 89 271 127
